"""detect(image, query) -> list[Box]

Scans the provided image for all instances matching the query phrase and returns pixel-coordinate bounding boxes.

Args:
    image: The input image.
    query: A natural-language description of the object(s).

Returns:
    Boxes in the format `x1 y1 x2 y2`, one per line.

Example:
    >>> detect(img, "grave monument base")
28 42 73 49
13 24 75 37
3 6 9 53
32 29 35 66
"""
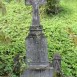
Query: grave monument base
26 26 49 66
21 67 53 77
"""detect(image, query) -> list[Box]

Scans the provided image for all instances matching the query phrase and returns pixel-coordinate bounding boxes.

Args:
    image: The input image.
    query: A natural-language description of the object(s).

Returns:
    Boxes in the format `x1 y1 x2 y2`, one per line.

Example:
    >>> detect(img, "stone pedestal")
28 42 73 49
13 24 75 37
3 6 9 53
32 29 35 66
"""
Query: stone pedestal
20 26 53 77
21 67 53 77
26 26 49 66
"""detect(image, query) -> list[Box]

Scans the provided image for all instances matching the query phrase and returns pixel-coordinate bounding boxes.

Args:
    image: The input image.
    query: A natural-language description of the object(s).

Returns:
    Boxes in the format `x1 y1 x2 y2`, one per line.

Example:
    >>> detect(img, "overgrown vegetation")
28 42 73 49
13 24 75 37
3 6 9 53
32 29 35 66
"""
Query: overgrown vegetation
0 0 6 15
0 0 77 77
46 0 60 14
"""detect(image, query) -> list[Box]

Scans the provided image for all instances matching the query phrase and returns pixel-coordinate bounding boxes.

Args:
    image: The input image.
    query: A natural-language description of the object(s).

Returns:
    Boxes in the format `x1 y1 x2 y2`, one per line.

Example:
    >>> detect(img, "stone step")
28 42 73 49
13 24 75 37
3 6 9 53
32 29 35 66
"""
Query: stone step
21 67 53 77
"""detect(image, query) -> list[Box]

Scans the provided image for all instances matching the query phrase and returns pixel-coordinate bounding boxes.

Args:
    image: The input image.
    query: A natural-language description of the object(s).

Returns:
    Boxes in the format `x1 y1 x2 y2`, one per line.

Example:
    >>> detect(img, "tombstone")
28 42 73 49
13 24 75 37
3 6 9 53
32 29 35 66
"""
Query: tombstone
26 0 49 68
52 53 63 77
20 0 53 77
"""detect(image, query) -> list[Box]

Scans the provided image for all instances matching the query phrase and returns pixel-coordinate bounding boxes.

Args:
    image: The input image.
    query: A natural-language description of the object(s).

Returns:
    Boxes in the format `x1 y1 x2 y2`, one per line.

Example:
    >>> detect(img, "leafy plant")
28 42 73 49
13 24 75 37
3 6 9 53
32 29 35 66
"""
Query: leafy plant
46 0 60 14
0 0 6 15
0 0 77 77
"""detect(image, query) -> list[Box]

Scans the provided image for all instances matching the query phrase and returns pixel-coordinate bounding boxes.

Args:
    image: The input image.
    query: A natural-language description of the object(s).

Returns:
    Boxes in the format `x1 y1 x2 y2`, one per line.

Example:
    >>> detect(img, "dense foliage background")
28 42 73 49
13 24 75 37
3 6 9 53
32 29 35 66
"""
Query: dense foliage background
0 0 77 77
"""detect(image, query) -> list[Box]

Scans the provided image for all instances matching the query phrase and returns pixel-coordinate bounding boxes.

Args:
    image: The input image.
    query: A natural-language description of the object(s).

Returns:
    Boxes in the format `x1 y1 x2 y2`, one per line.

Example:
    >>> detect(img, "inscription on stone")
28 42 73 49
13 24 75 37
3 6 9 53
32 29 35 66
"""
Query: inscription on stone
26 35 49 66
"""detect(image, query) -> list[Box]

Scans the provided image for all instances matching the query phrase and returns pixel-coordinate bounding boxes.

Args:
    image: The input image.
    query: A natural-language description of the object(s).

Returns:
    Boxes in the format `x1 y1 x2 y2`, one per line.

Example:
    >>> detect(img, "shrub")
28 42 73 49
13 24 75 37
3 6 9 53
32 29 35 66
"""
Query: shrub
46 0 60 14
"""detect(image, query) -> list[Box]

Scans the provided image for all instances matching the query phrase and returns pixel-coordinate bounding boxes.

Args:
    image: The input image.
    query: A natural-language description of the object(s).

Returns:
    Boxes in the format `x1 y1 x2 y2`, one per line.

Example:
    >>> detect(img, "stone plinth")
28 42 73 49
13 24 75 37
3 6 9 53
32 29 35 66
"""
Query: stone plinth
26 26 49 66
21 67 53 77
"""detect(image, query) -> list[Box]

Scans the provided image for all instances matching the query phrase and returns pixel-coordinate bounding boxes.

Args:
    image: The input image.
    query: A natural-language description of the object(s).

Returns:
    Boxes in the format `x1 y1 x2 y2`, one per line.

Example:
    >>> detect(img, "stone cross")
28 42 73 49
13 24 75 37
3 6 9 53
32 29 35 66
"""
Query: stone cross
25 0 49 67
20 1 54 77
26 0 46 26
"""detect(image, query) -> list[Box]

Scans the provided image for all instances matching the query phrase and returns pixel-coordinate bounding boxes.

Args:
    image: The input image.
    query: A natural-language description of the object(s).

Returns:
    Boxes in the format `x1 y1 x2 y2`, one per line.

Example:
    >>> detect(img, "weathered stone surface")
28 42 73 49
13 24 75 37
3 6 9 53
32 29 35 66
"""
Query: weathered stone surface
26 0 46 26
52 53 61 73
26 0 47 5
21 0 54 77
21 67 53 77
52 53 63 77
26 26 49 67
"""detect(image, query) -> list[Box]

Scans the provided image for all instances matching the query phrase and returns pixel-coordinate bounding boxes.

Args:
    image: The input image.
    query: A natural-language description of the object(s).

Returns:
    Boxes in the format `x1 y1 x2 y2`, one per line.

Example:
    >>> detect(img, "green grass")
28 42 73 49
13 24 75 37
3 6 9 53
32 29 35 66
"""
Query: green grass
0 0 77 77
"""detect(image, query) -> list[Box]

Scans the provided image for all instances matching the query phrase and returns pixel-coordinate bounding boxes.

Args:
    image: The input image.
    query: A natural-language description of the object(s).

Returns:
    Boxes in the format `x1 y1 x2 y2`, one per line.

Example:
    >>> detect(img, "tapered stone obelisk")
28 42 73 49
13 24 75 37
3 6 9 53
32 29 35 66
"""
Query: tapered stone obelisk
20 0 53 77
